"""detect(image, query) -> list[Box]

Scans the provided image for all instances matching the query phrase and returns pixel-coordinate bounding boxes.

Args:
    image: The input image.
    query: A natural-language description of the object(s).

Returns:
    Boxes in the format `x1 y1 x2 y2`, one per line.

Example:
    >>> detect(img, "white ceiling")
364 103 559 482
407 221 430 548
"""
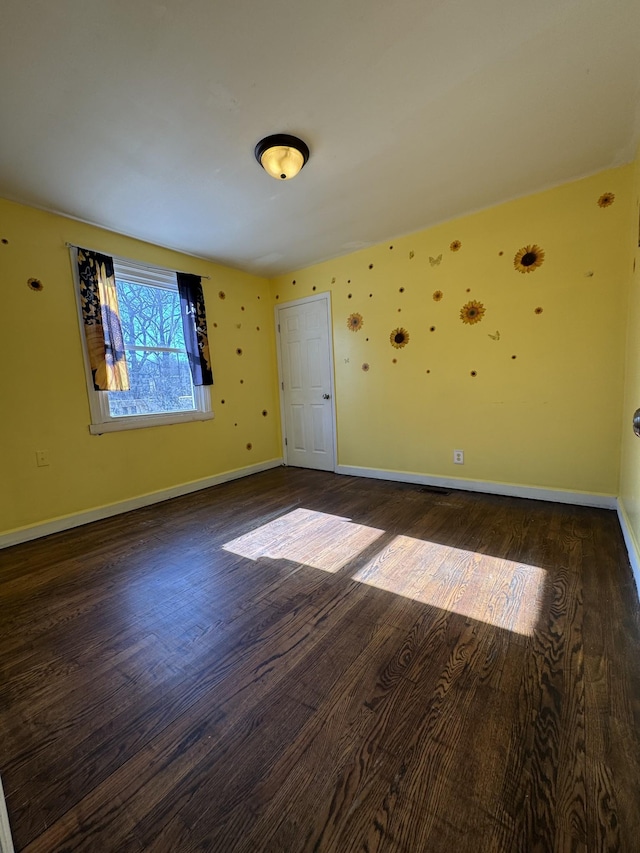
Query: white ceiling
1 0 639 276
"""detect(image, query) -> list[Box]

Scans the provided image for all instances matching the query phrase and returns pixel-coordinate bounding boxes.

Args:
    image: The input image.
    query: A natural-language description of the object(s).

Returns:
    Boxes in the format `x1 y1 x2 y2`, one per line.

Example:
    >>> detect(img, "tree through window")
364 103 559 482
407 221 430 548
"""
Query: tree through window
108 276 195 417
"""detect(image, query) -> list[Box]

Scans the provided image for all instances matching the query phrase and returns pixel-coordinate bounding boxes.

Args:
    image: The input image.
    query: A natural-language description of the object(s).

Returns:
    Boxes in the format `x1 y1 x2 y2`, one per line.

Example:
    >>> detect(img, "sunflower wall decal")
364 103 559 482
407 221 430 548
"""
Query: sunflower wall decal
460 300 486 325
597 192 615 208
347 312 363 332
514 245 545 273
390 328 410 348
433 290 443 301
450 240 461 252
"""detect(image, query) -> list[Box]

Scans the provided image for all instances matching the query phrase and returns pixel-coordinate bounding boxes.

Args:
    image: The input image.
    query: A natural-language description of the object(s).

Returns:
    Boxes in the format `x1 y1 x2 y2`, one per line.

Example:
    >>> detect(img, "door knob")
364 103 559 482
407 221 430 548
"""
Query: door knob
322 393 330 399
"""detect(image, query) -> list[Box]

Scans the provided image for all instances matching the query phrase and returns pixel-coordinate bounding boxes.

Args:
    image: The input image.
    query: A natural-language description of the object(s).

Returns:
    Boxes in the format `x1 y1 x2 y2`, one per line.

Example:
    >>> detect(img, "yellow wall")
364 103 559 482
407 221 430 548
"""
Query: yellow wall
619 145 640 569
0 198 281 536
2 163 637 541
272 167 632 496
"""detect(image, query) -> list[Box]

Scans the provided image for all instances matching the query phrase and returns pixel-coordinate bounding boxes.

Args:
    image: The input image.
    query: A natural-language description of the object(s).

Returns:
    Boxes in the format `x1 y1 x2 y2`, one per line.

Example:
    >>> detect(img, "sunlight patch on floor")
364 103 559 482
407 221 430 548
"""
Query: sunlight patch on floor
351 534 546 635
223 508 385 573
223 509 546 634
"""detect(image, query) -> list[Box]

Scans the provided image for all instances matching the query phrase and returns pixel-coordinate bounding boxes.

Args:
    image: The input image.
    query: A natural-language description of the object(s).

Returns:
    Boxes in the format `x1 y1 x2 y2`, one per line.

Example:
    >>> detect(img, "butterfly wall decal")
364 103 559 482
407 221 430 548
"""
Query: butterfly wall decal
488 331 500 341
429 255 442 267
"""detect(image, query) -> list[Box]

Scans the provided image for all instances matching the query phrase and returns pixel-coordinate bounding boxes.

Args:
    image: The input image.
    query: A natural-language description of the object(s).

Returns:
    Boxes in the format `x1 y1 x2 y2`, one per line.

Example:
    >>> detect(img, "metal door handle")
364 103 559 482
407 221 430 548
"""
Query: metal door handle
322 393 330 399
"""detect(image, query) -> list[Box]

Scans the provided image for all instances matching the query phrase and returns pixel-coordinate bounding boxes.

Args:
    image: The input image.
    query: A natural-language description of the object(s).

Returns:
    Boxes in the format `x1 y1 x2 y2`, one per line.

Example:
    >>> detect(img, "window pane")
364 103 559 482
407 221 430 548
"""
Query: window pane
107 351 195 417
115 279 186 350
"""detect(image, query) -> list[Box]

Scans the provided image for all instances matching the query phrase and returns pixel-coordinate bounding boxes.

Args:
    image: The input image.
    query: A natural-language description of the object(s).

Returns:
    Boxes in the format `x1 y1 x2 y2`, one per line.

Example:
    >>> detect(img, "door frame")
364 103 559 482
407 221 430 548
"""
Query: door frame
274 292 338 471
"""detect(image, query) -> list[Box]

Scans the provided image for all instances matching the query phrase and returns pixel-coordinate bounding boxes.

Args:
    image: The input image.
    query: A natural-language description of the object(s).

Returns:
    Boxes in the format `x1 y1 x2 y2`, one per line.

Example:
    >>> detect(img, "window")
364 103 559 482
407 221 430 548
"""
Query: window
74 253 212 434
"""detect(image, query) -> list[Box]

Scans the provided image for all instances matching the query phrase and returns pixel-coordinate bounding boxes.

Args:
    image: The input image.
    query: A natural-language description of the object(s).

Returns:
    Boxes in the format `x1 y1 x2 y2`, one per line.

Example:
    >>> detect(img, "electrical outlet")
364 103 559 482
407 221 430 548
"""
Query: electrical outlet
35 450 50 467
453 449 464 465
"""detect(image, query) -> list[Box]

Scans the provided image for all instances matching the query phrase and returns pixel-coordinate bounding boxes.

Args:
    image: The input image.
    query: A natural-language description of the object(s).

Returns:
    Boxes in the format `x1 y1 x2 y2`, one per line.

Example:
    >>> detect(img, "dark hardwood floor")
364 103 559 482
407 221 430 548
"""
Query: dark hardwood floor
1 468 639 852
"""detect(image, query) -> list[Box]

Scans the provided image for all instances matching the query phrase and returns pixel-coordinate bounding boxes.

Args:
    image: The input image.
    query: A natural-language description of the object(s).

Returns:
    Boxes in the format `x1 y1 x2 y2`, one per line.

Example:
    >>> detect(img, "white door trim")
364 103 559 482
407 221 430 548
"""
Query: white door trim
274 292 338 471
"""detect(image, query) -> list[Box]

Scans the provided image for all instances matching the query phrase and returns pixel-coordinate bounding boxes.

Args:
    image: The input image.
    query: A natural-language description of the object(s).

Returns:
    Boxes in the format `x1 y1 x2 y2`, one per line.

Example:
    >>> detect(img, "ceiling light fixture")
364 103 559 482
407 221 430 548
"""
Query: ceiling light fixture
254 134 309 181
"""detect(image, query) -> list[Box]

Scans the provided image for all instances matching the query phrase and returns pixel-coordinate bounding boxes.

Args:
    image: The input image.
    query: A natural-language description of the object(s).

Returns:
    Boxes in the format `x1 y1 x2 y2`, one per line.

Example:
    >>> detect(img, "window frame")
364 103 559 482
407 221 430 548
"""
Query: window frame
71 248 213 435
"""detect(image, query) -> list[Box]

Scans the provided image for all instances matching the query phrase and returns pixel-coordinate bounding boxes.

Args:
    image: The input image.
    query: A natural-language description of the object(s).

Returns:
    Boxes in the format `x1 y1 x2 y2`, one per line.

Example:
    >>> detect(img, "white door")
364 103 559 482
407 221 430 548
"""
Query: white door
277 294 336 471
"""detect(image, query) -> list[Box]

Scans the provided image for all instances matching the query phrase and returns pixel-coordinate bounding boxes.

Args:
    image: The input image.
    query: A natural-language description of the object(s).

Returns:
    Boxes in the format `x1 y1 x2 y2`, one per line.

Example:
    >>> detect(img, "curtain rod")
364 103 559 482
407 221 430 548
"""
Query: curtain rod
65 242 211 280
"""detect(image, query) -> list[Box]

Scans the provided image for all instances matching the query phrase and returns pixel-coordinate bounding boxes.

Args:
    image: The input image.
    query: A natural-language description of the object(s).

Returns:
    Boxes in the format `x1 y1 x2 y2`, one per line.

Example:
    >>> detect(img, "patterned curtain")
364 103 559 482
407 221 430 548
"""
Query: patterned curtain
177 273 214 386
77 249 129 391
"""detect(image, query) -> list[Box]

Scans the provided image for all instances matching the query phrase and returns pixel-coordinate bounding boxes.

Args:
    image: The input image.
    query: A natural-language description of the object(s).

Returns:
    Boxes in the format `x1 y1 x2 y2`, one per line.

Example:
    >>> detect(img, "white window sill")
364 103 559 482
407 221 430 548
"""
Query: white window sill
89 410 214 435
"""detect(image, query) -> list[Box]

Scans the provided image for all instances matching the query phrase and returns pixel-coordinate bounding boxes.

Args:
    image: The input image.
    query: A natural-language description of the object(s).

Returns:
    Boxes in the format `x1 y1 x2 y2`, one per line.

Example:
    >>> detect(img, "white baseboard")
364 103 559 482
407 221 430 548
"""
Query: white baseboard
616 500 640 600
335 464 617 509
0 776 14 853
0 458 284 550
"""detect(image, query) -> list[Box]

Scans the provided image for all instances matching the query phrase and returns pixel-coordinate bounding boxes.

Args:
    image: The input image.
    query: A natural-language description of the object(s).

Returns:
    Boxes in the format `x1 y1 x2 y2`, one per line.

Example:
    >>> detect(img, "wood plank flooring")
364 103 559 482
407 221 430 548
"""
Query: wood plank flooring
1 468 639 852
